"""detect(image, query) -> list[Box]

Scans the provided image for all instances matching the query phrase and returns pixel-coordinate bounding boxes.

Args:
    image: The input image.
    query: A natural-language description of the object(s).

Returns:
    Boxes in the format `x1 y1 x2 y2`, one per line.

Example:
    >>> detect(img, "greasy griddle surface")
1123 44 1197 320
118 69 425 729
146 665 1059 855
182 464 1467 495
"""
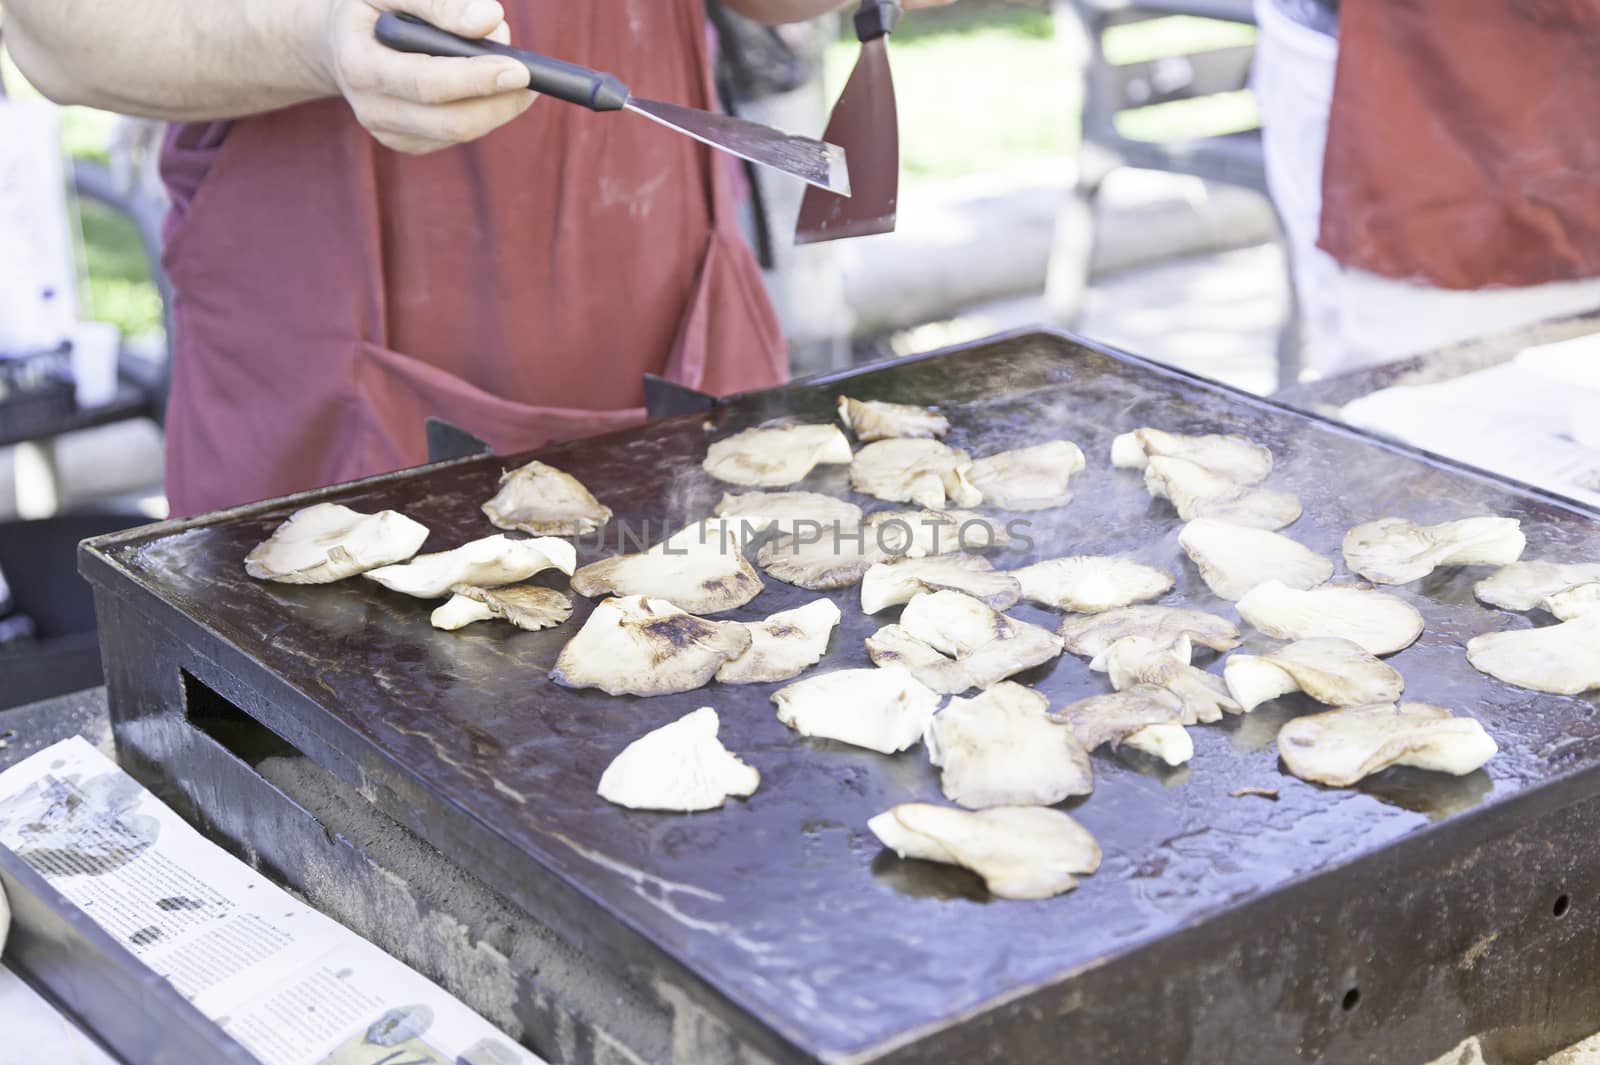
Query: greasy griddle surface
103 334 1600 1060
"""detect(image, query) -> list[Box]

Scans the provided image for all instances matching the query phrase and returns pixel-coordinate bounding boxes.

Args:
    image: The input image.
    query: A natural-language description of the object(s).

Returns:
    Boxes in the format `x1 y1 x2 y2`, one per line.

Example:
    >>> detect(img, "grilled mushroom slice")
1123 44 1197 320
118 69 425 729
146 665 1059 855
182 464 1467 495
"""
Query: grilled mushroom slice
430 585 573 632
1545 583 1600 620
246 503 430 584
366 535 576 598
869 803 1101 900
1237 580 1425 657
1144 456 1302 531
864 625 975 694
1223 638 1405 712
1099 636 1240 723
1465 614 1600 695
1179 519 1334 601
771 666 942 753
870 508 1012 556
1277 702 1497 787
703 424 853 488
597 708 759 812
1059 605 1240 659
900 590 1064 689
482 459 612 536
571 549 763 614
861 555 1022 614
1111 427 1273 484
849 439 983 510
1343 516 1526 585
756 509 1008 591
717 599 842 684
713 490 863 539
551 596 752 696
837 396 949 441
1474 560 1600 612
966 441 1087 511
925 682 1094 807
1051 686 1193 766
1013 556 1174 613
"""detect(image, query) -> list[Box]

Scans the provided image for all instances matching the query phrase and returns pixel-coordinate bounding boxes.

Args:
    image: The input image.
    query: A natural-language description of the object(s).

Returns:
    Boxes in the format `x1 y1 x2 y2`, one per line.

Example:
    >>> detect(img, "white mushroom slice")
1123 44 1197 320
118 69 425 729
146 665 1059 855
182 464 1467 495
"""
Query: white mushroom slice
1223 638 1404 712
1465 614 1600 695
870 508 1012 556
1237 580 1425 657
771 666 941 753
900 590 1064 689
1051 686 1193 766
861 555 1022 614
1059 605 1240 659
869 803 1101 900
966 441 1087 511
1013 556 1174 613
1342 516 1527 585
716 599 842 684
597 708 759 812
756 509 1007 591
482 459 612 536
1178 519 1334 602
245 503 430 584
649 517 757 557
703 424 853 488
837 396 949 441
925 682 1094 807
1100 636 1240 724
570 550 762 614
551 596 752 696
849 439 983 510
1277 702 1497 787
430 585 573 632
1474 561 1600 612
1545 583 1600 620
366 535 576 598
864 625 975 695
713 491 863 539
1144 456 1302 531
1110 427 1273 484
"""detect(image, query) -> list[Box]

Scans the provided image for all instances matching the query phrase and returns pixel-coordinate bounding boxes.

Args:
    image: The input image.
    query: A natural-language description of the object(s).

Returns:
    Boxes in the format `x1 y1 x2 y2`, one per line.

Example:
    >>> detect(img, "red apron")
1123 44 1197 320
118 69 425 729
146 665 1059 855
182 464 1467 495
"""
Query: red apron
159 0 786 517
1318 0 1600 290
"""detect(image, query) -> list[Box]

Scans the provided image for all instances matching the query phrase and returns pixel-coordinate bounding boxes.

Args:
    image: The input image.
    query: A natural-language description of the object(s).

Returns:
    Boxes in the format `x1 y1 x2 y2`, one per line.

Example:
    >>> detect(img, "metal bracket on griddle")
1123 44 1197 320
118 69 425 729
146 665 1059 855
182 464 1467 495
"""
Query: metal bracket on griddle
643 374 719 420
0 843 258 1065
425 416 492 464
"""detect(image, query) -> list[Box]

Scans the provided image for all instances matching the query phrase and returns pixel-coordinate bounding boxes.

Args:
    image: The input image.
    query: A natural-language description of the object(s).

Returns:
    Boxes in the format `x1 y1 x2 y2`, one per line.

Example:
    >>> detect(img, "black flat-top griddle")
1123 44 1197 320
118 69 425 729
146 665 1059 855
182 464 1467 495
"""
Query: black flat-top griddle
81 332 1600 1065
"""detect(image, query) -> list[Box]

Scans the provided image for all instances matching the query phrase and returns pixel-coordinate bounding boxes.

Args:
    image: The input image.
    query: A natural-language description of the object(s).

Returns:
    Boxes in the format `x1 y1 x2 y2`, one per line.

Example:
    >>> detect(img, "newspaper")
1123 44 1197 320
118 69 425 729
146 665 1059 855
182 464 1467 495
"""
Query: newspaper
0 961 120 1065
0 737 546 1065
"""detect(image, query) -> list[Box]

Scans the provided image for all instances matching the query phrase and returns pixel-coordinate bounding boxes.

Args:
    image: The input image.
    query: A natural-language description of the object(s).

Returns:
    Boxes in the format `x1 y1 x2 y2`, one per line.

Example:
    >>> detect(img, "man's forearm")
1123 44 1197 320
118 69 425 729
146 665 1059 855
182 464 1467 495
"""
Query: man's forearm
5 0 334 119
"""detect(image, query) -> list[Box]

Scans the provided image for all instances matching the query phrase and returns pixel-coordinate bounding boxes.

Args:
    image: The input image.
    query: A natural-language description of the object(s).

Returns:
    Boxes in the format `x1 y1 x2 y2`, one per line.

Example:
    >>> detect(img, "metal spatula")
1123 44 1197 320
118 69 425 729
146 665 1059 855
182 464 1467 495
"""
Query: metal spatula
376 13 851 196
794 0 901 244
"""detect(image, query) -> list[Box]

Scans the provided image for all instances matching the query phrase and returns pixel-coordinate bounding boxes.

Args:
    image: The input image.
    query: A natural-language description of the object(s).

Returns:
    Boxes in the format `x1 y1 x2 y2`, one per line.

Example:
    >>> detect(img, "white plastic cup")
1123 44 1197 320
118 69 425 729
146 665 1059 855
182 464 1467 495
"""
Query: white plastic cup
70 320 121 409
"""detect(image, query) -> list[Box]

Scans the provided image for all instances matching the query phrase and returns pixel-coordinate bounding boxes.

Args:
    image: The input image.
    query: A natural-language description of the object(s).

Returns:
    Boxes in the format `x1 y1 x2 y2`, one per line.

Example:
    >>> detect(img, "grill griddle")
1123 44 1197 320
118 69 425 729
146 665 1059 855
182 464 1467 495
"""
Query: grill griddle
82 331 1600 1064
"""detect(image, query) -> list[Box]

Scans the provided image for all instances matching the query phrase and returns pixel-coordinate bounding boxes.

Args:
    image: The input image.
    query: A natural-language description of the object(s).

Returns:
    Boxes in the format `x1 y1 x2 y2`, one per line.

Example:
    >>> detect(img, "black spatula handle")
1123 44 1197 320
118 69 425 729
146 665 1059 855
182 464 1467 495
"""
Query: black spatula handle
375 12 629 111
854 0 903 41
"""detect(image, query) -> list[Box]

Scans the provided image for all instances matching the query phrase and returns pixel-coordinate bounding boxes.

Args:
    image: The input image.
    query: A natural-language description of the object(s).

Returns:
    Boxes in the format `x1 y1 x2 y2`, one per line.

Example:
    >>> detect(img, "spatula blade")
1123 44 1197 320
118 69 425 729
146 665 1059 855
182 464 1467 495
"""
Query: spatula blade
628 98 850 196
794 38 898 244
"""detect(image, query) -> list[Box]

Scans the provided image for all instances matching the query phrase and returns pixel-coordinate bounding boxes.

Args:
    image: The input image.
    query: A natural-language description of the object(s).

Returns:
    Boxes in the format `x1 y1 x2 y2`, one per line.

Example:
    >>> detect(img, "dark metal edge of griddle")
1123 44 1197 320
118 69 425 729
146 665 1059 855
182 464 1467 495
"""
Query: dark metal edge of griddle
0 843 260 1065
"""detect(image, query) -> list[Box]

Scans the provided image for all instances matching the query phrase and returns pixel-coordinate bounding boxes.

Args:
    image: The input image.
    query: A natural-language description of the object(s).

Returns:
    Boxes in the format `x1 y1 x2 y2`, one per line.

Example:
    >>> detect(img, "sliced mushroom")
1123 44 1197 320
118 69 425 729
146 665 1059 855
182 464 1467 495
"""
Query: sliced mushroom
1179 519 1334 601
713 490 863 539
703 424 854 488
551 596 752 696
482 459 612 536
899 590 1063 690
870 508 1012 556
1343 516 1526 585
1059 604 1240 659
772 666 943 753
1050 686 1193 766
1546 583 1600 620
245 503 430 584
1144 456 1301 530
571 549 763 614
365 535 576 599
869 803 1101 900
1013 556 1174 613
1111 427 1273 484
925 682 1094 807
1474 560 1600 612
1223 638 1404 712
756 509 1007 591
864 624 976 695
430 585 573 632
837 396 949 441
597 707 759 812
849 439 983 510
966 441 1087 511
1277 702 1497 787
1465 614 1600 695
861 555 1021 614
716 599 842 684
1099 636 1240 723
1236 580 1425 657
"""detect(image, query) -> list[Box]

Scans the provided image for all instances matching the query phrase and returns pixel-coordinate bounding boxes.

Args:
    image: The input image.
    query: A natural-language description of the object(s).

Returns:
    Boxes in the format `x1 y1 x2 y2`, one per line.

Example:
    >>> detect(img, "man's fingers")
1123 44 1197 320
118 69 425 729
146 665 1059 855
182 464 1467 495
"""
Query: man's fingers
358 89 535 150
382 0 506 40
485 20 512 45
355 49 528 103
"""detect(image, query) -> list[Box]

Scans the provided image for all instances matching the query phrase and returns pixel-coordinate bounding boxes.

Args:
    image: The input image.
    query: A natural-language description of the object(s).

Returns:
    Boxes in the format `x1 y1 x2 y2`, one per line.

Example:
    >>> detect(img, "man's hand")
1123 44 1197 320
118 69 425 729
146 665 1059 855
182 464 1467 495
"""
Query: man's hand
320 0 536 155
